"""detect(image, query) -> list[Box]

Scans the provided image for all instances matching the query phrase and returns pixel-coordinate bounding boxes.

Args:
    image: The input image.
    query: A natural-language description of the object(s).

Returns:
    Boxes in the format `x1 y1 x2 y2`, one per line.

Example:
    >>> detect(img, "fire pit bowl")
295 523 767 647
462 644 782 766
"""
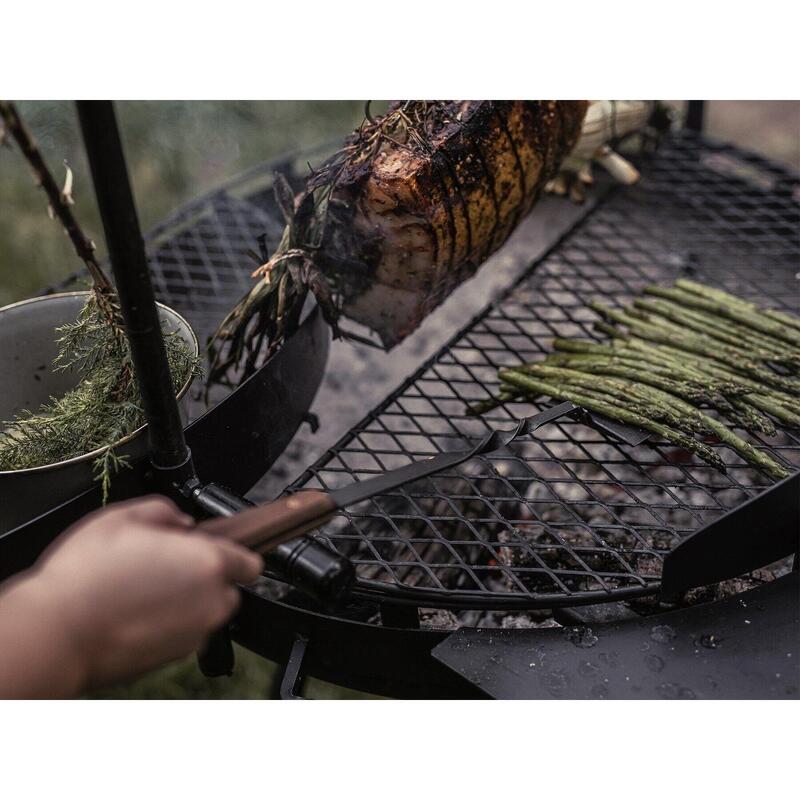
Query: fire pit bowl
0 291 198 533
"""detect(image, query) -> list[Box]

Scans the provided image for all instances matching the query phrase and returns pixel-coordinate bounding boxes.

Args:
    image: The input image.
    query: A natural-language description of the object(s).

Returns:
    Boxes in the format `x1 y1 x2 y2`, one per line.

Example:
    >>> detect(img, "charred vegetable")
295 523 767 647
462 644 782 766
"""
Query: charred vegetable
545 100 669 202
208 100 588 386
471 280 799 481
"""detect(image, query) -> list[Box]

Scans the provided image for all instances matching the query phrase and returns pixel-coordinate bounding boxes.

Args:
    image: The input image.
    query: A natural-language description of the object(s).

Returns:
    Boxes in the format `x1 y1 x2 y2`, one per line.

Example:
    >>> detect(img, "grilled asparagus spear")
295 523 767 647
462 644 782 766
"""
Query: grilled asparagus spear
471 281 798 481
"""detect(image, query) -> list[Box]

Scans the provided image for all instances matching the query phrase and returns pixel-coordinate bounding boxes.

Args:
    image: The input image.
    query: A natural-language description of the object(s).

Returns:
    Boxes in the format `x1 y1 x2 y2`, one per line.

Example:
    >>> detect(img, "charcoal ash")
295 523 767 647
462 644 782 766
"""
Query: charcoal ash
683 561 793 606
256 424 793 633
419 608 461 630
500 614 561 630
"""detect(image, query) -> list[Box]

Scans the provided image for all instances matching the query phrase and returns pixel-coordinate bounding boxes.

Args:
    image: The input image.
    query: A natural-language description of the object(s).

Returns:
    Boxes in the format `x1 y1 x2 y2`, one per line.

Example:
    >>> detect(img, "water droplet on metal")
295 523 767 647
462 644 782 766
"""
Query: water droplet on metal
578 660 600 678
529 645 547 663
543 670 569 697
565 626 599 648
599 651 619 667
645 654 665 673
695 633 721 649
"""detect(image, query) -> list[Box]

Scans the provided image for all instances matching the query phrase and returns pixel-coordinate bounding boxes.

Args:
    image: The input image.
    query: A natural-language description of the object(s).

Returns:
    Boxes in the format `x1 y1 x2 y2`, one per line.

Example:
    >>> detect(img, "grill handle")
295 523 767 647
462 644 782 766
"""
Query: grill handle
191 484 353 677
199 490 336 549
193 484 354 602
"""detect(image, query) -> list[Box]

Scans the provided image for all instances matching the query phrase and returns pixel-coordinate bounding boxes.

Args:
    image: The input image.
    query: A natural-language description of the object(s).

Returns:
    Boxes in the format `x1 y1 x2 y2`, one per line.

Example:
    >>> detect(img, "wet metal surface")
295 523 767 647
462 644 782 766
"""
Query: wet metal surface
432 571 799 698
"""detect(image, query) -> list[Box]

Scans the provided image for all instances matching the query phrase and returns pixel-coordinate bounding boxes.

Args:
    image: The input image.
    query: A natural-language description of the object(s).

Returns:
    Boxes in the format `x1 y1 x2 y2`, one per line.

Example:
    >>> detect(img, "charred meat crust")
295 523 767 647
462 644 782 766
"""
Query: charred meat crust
208 101 587 384
329 101 587 344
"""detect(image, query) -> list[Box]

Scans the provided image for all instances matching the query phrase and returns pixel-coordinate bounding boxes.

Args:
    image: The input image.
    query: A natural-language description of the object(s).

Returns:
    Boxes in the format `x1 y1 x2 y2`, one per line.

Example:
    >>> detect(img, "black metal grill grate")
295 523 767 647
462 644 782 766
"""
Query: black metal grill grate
290 133 800 610
44 133 799 609
145 193 282 347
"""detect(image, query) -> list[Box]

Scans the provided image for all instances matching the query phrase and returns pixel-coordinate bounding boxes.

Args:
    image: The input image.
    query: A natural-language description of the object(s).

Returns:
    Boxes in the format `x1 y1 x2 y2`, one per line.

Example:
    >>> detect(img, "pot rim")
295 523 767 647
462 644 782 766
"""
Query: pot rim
0 291 199 476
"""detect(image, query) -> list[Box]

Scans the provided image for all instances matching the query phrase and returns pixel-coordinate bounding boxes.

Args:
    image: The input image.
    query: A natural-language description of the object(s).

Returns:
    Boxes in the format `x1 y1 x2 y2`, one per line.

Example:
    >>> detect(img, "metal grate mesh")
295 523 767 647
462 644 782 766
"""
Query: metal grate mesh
290 133 800 610
146 193 283 345
48 149 322 415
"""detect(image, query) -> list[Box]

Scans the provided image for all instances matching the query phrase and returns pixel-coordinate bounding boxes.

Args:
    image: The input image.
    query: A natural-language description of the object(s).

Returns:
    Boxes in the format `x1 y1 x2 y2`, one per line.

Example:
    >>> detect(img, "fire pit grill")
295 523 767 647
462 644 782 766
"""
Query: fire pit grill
41 130 800 614
28 117 798 697
284 132 800 610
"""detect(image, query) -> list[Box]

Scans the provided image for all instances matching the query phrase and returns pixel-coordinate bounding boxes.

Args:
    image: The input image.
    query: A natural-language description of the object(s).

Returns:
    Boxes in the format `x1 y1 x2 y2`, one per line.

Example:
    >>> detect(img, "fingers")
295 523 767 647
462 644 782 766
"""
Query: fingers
113 495 195 529
199 586 242 641
201 585 243 635
210 538 264 585
218 585 242 623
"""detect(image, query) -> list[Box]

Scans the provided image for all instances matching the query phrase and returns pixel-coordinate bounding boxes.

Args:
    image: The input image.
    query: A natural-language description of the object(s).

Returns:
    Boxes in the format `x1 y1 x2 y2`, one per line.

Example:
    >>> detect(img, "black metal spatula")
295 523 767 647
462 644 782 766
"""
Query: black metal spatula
0 398 648 581
215 401 650 546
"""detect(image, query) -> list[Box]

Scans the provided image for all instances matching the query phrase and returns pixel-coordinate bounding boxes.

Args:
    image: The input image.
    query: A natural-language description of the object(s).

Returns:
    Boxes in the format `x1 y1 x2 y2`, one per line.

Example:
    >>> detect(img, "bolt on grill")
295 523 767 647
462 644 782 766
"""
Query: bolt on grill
286 133 800 610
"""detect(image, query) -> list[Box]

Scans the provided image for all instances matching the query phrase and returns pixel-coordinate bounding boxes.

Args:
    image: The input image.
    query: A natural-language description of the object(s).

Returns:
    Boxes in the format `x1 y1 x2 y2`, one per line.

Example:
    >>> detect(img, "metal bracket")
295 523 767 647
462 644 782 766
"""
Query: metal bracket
278 636 309 700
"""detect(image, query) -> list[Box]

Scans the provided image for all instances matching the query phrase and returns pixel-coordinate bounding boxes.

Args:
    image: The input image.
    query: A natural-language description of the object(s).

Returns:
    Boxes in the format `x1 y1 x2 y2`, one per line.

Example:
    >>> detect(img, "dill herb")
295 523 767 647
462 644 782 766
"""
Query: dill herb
1 101 200 501
0 294 199 502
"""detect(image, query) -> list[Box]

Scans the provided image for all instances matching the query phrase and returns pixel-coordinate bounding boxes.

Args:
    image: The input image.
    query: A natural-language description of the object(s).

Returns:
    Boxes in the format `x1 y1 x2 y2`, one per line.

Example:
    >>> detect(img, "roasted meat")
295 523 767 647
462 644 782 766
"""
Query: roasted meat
209 100 588 385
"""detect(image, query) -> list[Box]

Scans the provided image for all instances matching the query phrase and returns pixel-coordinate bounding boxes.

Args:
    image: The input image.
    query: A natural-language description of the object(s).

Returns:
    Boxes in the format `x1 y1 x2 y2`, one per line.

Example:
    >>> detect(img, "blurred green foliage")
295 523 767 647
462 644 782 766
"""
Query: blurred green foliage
90 645 376 700
0 101 365 305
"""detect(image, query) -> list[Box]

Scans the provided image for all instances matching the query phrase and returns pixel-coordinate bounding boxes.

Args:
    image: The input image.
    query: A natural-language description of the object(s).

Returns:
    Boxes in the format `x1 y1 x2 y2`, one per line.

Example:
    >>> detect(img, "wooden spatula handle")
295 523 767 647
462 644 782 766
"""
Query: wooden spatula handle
198 490 337 553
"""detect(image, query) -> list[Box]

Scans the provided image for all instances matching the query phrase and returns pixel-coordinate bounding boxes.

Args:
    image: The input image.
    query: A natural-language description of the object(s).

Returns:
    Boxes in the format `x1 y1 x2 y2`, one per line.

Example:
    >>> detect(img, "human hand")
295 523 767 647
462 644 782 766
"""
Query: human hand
0 495 262 697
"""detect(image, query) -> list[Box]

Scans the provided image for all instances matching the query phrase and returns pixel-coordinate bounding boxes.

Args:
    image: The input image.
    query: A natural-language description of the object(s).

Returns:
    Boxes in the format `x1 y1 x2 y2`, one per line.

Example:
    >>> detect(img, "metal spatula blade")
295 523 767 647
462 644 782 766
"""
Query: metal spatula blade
576 404 651 446
332 401 648 509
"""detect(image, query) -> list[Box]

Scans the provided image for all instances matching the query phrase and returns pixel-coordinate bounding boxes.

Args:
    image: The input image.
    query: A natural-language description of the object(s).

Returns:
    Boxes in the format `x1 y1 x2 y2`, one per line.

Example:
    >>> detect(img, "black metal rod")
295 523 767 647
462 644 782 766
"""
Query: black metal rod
76 101 192 478
686 101 705 133
77 101 233 677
